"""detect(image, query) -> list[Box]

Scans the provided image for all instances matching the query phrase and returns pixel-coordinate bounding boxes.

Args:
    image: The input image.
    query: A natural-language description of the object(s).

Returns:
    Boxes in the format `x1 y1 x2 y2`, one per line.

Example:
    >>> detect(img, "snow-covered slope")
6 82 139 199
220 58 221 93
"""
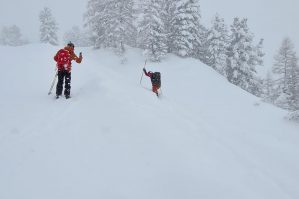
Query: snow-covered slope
0 44 298 199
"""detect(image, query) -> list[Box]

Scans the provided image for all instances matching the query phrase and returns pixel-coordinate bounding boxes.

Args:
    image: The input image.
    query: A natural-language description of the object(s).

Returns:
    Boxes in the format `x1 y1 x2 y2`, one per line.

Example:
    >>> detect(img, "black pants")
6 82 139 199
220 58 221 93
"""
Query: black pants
56 70 71 96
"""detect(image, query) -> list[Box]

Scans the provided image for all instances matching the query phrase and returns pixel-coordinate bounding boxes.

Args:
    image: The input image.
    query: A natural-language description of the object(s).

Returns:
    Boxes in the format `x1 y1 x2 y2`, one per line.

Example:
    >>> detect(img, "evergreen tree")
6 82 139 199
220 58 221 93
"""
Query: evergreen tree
262 71 276 102
194 24 209 62
0 25 27 46
85 0 136 53
84 0 106 48
204 14 229 74
39 7 59 45
112 0 137 54
172 0 202 57
63 26 93 47
138 0 167 61
160 0 176 53
225 18 264 96
272 38 299 110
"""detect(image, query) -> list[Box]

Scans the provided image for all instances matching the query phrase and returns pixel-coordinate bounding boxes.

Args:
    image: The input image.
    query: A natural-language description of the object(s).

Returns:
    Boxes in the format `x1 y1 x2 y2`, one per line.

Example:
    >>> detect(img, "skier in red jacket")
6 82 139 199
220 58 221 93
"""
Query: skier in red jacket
54 42 83 99
143 68 161 96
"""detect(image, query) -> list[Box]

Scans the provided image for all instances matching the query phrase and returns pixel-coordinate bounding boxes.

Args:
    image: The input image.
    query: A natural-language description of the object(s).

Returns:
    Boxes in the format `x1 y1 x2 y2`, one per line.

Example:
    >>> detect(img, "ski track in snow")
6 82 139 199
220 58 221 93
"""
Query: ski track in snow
0 44 299 199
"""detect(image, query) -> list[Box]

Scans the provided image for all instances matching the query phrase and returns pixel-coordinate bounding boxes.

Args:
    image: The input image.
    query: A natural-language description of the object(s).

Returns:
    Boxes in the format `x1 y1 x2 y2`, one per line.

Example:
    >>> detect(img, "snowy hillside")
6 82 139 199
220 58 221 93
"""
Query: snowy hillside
0 44 298 199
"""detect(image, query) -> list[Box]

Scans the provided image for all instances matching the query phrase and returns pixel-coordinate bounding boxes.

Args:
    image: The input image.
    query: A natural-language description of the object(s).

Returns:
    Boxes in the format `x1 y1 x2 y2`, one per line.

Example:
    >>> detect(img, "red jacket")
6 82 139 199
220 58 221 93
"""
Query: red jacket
54 46 82 72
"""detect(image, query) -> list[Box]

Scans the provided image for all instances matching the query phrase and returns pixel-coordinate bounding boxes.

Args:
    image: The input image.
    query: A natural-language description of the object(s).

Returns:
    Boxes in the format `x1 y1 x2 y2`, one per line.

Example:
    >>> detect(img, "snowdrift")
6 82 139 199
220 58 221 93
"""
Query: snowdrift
0 44 298 199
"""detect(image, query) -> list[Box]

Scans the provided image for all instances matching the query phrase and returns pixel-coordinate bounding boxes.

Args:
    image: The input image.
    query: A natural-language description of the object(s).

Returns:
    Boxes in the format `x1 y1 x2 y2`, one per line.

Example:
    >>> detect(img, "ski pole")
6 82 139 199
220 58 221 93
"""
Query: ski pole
140 60 147 85
140 71 144 85
48 70 58 95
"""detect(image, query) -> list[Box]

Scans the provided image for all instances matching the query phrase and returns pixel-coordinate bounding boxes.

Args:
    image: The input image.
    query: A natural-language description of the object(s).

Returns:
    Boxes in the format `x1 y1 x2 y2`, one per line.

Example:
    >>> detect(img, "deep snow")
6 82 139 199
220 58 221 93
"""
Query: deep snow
0 44 298 199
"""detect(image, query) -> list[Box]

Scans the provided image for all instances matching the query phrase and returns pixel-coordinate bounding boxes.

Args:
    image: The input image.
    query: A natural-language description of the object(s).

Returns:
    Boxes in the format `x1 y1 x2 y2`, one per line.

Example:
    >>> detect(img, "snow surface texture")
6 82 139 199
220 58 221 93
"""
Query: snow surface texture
0 44 299 199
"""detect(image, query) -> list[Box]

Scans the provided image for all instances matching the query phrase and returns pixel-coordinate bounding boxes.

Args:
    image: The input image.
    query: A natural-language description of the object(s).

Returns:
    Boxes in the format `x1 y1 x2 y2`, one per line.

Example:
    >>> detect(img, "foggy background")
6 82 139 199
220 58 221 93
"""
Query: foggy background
0 0 298 71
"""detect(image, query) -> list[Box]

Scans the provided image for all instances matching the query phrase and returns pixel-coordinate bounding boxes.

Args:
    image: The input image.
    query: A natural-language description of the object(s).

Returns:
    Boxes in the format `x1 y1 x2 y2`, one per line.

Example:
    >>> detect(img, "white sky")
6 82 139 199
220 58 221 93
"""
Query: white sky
0 0 86 42
0 0 298 71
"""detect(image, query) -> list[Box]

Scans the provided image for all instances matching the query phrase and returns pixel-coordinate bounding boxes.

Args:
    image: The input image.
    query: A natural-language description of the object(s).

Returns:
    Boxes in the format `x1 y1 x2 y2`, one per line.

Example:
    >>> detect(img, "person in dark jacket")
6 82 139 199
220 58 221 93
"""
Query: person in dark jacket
143 68 161 96
54 42 83 99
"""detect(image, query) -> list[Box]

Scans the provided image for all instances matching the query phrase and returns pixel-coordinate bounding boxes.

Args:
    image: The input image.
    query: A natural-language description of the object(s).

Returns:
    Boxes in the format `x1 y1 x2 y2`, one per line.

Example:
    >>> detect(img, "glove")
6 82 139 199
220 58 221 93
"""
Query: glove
78 52 83 62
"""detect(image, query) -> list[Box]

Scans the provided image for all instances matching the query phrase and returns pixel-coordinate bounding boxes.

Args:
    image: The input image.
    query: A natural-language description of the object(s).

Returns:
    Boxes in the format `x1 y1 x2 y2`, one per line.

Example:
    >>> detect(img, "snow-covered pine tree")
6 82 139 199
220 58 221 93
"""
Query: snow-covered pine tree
249 38 265 96
203 14 229 74
63 26 81 46
286 56 299 110
85 0 136 54
272 38 299 110
262 71 276 103
63 26 93 47
111 0 137 54
225 17 264 96
193 24 209 62
39 7 59 45
0 25 27 46
160 0 176 53
138 0 167 62
171 0 203 57
84 0 106 48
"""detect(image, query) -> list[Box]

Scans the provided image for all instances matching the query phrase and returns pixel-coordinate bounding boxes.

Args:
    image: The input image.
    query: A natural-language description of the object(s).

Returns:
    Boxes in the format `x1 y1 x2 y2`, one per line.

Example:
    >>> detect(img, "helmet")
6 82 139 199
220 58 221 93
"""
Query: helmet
67 41 75 48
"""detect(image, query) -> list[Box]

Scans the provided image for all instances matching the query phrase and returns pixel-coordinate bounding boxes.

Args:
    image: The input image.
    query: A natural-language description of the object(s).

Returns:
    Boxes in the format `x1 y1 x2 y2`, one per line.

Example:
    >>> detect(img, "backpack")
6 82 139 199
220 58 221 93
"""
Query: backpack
56 49 71 70
151 72 161 86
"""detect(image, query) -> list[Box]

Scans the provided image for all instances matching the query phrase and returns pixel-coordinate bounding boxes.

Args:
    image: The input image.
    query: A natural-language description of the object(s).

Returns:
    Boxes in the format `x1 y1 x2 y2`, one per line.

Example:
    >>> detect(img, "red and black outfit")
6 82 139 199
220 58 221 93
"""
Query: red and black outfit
54 45 82 98
143 68 161 96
